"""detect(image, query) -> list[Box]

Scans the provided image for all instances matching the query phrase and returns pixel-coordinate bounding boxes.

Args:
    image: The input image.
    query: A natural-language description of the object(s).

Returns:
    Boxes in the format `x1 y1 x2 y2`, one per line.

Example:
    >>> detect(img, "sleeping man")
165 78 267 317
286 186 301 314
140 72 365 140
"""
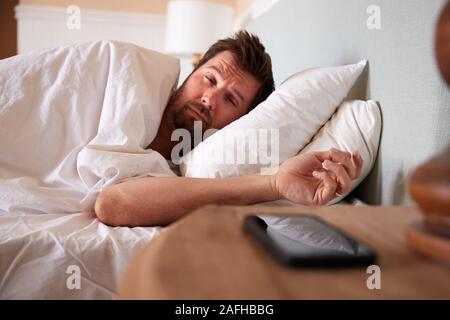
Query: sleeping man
0 31 362 226
94 31 363 226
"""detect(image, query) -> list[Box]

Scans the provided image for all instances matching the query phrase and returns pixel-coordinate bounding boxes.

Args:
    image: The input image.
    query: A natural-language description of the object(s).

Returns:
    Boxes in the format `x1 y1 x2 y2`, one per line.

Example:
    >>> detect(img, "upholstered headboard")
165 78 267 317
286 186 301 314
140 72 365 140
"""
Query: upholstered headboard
246 0 450 205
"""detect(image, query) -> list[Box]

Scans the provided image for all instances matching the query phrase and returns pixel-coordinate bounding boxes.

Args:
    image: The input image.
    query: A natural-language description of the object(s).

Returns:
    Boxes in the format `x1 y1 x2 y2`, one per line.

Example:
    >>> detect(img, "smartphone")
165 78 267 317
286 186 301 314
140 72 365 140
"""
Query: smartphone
244 214 376 267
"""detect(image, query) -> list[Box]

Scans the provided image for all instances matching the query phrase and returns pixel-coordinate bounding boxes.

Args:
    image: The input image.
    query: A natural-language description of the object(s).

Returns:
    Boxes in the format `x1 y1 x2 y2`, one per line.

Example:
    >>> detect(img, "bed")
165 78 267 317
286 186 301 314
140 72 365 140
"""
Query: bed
0 40 180 299
0 212 161 299
1 0 449 300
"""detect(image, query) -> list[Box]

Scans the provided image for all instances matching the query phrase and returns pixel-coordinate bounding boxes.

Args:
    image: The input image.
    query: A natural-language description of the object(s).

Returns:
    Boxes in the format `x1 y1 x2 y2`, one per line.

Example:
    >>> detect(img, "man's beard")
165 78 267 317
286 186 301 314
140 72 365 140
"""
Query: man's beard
166 84 213 137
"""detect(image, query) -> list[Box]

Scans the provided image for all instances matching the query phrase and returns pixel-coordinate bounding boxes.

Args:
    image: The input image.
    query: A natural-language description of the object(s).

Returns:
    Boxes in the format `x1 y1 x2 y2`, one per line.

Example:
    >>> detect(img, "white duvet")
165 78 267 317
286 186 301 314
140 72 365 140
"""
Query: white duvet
0 212 162 299
0 41 180 299
0 40 180 214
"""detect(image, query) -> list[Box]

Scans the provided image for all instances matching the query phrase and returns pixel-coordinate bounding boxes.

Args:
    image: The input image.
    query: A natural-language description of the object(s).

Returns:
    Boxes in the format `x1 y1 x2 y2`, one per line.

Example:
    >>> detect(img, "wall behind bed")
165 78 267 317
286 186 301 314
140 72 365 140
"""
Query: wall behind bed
14 0 252 83
246 0 450 205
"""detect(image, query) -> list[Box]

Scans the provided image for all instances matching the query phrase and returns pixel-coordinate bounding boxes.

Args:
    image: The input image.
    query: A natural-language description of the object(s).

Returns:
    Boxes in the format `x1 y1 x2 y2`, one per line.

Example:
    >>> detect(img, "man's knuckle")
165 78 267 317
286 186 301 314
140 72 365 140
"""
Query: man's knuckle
337 164 347 175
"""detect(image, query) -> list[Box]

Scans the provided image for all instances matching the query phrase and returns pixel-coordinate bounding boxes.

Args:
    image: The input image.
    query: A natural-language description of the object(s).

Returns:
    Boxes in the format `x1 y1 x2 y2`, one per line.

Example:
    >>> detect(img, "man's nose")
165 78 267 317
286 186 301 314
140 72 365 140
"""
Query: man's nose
201 90 218 112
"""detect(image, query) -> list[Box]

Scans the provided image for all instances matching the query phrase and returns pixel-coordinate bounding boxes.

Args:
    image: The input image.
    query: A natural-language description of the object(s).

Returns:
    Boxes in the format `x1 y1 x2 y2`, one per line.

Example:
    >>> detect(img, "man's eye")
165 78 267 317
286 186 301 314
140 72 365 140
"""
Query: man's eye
204 76 214 85
226 96 237 107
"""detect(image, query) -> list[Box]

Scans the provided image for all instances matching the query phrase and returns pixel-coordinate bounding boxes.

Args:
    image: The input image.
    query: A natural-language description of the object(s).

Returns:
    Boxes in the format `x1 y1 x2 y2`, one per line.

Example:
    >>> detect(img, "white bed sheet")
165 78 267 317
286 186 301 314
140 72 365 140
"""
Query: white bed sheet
0 211 161 299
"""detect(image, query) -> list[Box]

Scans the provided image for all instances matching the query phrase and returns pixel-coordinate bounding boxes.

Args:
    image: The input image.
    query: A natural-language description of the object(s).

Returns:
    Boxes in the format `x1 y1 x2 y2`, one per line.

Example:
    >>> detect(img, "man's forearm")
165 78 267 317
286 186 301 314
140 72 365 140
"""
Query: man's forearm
95 174 280 227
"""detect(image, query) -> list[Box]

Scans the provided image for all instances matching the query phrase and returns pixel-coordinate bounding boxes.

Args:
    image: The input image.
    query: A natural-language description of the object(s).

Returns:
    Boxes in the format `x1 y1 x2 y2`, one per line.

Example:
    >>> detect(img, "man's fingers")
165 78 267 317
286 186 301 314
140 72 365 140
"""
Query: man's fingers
314 148 364 181
314 150 332 162
312 170 337 204
329 148 357 179
351 151 363 179
322 160 352 194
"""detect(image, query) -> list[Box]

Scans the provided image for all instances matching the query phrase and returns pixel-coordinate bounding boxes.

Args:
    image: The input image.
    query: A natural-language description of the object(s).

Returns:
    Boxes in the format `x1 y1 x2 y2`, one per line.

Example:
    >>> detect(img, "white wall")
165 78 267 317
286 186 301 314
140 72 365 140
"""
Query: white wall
16 5 165 53
15 4 195 84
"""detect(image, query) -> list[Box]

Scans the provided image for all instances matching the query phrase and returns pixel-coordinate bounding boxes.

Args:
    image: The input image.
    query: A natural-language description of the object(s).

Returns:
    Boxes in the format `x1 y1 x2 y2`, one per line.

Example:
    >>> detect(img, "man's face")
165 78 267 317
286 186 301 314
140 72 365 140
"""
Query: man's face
166 51 261 135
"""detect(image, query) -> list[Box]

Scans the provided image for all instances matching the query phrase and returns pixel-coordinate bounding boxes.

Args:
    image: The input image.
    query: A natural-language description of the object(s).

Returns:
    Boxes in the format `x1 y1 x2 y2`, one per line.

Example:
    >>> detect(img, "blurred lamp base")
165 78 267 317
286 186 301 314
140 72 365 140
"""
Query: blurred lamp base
408 146 450 265
406 222 450 265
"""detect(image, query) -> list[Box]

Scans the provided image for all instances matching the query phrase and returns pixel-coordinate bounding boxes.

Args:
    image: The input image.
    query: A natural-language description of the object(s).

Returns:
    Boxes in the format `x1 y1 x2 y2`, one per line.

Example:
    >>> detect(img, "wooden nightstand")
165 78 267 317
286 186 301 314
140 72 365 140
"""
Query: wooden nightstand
117 205 450 299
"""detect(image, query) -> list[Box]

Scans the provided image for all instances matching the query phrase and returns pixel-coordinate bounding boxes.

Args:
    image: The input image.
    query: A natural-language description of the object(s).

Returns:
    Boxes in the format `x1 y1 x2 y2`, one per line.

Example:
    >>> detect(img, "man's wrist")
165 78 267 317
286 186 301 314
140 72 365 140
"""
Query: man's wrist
268 173 282 201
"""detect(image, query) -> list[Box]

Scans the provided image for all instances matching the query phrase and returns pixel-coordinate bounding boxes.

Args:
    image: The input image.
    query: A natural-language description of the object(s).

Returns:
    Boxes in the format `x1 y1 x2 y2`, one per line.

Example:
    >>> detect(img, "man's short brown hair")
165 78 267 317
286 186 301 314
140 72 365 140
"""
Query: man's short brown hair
193 30 274 112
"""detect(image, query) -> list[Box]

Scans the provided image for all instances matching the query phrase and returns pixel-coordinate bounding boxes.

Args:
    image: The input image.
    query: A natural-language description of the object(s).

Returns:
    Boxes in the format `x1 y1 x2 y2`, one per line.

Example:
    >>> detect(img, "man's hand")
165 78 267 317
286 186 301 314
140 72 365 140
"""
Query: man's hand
272 148 363 206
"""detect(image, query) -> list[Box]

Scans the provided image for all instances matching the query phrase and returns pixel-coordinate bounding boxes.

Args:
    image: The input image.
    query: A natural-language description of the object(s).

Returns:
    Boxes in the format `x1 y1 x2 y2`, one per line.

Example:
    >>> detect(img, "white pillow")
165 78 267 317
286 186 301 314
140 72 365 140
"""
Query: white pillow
300 100 382 204
180 60 367 177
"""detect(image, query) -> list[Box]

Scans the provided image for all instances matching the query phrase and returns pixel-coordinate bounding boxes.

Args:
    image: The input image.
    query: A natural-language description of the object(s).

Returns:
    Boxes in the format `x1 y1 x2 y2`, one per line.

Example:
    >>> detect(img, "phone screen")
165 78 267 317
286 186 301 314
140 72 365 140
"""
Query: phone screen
244 215 376 267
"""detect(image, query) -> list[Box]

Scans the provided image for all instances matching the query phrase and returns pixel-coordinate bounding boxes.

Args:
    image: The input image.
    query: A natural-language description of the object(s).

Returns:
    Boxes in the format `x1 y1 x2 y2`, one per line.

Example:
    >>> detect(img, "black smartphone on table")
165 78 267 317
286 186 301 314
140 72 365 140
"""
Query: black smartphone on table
244 214 376 267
